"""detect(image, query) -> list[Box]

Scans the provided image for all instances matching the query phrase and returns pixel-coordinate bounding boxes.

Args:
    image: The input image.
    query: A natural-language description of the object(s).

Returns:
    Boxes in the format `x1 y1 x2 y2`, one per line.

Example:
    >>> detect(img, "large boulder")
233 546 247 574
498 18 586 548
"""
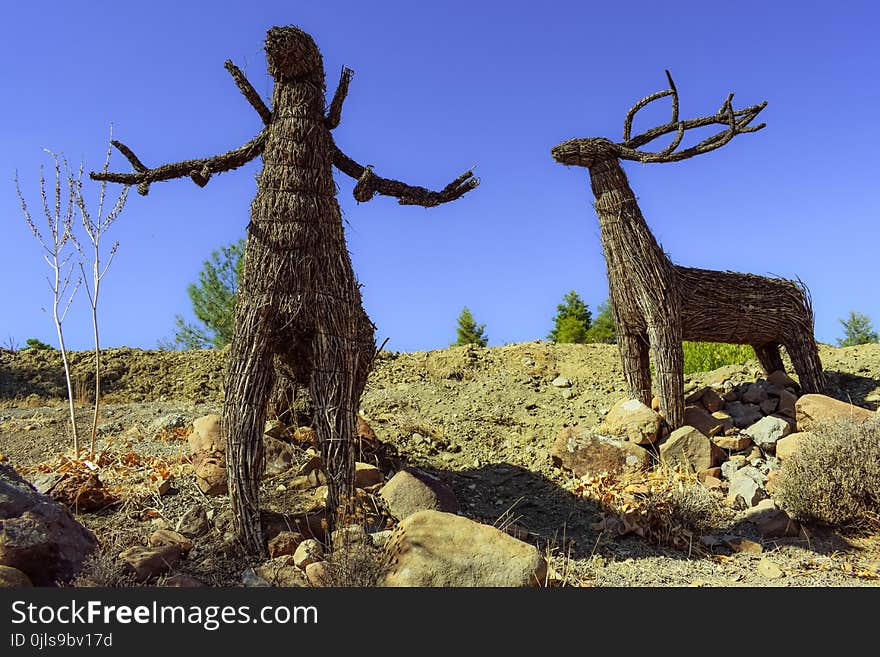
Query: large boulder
601 399 661 445
379 468 460 521
384 510 547 587
0 464 97 585
550 425 649 478
795 394 873 432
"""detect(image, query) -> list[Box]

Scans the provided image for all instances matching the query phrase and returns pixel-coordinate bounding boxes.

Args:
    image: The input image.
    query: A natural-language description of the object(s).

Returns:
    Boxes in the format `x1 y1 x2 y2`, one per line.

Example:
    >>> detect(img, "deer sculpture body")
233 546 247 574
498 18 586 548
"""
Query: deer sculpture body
91 26 478 553
551 72 823 429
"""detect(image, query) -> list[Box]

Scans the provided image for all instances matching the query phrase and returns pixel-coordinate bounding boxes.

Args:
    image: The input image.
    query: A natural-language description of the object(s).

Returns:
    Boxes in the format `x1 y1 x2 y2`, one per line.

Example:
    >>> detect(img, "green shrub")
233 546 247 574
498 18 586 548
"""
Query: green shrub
682 341 755 375
773 417 880 529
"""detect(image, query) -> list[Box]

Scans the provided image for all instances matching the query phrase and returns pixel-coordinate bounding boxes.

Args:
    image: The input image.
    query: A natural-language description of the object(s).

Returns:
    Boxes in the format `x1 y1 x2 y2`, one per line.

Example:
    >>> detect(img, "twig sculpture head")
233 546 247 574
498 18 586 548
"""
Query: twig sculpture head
551 71 822 430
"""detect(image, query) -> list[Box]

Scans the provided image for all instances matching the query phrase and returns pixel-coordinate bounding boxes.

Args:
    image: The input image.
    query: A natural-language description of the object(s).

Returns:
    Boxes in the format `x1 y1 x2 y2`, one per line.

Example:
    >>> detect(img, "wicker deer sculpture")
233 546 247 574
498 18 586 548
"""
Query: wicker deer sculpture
91 26 478 554
551 71 823 430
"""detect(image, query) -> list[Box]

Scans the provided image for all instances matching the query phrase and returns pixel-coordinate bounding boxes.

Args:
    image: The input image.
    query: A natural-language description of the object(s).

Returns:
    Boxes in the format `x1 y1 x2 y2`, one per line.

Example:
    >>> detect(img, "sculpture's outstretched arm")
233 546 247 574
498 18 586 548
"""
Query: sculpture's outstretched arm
89 132 267 196
333 146 478 207
89 59 270 195
325 66 478 207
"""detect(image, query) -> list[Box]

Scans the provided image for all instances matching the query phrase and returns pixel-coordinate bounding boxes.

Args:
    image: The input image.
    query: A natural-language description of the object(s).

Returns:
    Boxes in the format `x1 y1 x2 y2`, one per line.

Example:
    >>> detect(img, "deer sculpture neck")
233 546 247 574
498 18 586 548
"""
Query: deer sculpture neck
588 156 674 299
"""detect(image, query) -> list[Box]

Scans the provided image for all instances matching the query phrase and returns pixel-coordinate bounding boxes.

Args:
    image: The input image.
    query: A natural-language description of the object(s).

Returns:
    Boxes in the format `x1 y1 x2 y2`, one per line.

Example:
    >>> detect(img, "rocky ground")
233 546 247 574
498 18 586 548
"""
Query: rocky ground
1 341 879 587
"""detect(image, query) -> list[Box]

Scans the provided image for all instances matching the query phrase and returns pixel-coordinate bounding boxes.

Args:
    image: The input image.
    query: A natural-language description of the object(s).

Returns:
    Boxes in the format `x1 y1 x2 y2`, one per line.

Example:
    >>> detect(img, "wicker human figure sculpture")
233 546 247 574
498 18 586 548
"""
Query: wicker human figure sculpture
91 26 478 554
551 71 823 430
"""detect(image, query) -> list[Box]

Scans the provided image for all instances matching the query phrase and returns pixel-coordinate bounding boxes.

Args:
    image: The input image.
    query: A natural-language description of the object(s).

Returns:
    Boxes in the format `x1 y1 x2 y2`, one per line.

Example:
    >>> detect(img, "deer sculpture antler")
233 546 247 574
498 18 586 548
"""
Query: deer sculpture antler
618 70 767 163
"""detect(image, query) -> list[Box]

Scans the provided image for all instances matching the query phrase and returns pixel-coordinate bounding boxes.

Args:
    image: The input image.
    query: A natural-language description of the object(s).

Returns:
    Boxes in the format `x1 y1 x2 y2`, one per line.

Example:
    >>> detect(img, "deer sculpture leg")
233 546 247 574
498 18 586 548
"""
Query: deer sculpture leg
647 322 685 429
753 342 786 378
784 336 825 394
618 332 652 407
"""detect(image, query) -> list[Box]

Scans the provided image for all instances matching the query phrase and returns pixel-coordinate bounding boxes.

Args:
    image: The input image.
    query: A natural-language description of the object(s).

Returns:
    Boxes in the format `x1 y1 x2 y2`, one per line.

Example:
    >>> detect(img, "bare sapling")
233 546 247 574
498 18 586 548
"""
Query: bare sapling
72 128 130 457
15 150 83 457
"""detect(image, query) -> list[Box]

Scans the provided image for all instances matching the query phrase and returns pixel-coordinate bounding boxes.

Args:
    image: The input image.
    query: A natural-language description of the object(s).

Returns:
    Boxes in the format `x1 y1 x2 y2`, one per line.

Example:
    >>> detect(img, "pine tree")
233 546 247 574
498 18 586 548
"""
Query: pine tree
585 300 617 343
454 307 488 346
163 238 245 349
837 310 878 347
548 291 592 343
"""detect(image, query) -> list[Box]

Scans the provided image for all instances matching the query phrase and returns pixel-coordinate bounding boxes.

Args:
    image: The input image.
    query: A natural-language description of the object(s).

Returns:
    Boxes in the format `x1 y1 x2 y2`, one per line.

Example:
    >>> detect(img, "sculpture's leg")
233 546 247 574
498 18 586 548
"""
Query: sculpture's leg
647 324 685 429
310 308 375 535
753 341 785 377
784 336 825 394
618 331 652 407
222 306 277 556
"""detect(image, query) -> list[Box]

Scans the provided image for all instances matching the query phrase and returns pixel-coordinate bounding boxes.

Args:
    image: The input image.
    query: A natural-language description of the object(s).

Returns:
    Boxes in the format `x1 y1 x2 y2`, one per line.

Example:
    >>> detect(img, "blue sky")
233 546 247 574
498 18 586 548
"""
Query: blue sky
2 1 878 353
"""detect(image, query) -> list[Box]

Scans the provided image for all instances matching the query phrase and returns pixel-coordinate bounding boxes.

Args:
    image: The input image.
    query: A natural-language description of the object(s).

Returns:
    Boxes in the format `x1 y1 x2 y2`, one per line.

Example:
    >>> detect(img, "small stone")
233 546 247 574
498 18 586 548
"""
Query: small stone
728 466 767 508
561 388 574 400
651 396 660 412
684 405 727 437
743 500 802 538
759 398 779 415
379 468 460 520
757 558 784 579
354 462 383 488
293 539 324 569
742 383 768 405
264 419 286 439
776 389 798 419
370 530 394 549
742 416 792 452
255 555 309 587
156 476 173 496
660 425 722 472
148 529 193 554
162 573 204 587
724 536 763 554
686 386 723 413
766 370 798 389
725 402 764 429
601 399 661 445
721 455 746 480
712 434 753 451
268 531 305 558
0 565 33 587
241 567 271 587
119 545 181 580
332 525 369 551
551 376 572 388
305 561 331 587
175 505 210 537
775 431 812 461
189 415 223 453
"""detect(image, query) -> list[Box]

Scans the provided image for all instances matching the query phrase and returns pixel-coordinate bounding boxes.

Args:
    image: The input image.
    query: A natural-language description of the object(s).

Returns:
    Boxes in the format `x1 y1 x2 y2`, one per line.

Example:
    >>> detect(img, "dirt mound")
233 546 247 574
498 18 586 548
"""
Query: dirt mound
0 347 227 405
